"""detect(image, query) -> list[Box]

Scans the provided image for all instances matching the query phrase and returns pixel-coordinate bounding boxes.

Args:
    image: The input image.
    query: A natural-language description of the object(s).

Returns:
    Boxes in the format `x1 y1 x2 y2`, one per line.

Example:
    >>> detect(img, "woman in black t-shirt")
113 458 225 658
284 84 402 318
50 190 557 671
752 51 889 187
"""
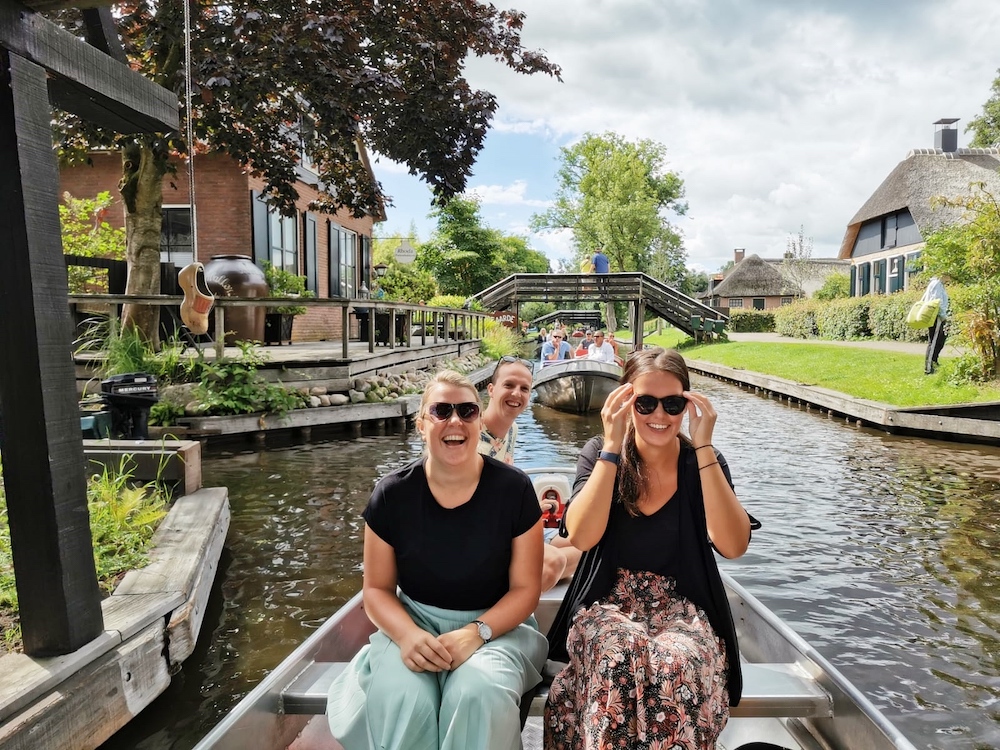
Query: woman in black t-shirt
544 348 757 750
327 370 547 750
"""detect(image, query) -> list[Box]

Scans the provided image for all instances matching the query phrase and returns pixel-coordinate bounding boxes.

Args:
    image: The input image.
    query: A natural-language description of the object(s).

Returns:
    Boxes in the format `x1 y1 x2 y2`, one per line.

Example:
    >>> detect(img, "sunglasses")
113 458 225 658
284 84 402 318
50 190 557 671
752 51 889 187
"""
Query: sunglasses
499 355 534 370
426 402 481 422
633 394 688 416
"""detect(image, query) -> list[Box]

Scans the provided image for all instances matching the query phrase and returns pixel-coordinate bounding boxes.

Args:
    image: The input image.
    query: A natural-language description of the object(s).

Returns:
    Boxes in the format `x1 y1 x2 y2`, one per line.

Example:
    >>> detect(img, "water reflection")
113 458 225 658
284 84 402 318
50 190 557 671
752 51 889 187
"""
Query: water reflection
100 375 1000 750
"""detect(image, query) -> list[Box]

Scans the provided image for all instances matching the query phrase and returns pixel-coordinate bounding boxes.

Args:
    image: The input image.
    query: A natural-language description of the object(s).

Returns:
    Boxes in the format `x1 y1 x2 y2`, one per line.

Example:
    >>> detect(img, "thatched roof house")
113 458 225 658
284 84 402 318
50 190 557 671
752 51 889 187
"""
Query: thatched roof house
839 121 1000 296
705 254 800 311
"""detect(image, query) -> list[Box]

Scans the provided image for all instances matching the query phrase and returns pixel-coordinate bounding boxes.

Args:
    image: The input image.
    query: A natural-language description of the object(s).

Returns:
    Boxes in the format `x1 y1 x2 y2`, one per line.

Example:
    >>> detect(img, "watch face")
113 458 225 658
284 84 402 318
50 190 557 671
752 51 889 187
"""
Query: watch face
477 621 493 642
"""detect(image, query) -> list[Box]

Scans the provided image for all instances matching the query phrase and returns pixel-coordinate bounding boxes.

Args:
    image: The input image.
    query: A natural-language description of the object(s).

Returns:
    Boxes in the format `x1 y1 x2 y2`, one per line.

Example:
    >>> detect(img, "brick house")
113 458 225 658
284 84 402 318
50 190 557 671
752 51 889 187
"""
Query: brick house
60 147 385 342
839 119 1000 297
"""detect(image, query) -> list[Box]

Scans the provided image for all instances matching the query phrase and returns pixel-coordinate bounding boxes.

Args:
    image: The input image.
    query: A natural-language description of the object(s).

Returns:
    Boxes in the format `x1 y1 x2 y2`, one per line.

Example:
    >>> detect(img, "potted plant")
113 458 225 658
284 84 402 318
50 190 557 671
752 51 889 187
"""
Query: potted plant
262 261 314 345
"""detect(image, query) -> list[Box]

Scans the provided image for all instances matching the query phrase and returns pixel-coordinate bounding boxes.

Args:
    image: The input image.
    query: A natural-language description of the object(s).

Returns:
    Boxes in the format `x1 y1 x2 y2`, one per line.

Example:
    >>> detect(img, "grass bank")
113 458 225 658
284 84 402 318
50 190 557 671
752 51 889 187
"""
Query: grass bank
641 337 1000 407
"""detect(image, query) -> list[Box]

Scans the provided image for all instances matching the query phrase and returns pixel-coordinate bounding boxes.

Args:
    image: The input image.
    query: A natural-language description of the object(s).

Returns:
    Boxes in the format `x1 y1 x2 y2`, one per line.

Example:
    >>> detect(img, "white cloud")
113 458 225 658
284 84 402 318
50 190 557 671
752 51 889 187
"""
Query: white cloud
378 0 1000 277
465 180 551 208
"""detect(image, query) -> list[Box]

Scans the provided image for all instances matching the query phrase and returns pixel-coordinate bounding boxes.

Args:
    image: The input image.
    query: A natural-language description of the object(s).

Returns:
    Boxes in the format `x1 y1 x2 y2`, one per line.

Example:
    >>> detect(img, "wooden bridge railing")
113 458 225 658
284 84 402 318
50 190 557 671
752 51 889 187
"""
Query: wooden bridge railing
68 294 489 361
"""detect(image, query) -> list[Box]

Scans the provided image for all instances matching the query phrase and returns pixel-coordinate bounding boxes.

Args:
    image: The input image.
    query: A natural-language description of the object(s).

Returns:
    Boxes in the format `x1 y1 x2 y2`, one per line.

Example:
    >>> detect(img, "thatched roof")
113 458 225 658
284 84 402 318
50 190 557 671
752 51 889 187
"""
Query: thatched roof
711 254 801 297
839 148 1000 258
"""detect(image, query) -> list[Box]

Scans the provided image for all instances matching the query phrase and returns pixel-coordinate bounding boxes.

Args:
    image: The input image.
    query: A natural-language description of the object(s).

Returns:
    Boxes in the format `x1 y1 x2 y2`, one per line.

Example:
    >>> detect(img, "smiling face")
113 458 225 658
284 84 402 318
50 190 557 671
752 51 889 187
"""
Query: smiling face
417 381 483 465
487 361 533 420
629 370 686 448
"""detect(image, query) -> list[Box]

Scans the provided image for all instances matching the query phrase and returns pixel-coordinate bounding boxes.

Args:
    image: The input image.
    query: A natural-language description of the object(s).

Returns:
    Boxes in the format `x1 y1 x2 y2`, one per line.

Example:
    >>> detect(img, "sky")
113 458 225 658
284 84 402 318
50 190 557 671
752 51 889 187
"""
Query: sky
371 0 1000 275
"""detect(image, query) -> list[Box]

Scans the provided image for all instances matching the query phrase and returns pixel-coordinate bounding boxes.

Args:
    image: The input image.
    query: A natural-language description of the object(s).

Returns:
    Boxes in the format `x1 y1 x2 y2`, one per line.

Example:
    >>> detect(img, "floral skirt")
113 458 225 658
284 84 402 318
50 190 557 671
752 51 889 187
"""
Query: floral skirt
544 569 729 750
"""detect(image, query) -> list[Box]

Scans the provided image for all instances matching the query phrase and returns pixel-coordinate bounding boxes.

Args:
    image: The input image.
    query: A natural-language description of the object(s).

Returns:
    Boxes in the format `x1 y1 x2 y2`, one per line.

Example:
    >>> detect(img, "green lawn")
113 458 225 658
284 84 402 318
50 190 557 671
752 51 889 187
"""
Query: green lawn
666 341 1000 407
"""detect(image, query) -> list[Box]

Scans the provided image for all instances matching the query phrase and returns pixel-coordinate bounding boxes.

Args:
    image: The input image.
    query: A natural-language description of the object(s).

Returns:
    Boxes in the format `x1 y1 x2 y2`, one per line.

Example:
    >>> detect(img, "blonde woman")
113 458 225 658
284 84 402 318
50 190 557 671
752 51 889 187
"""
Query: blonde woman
328 370 547 750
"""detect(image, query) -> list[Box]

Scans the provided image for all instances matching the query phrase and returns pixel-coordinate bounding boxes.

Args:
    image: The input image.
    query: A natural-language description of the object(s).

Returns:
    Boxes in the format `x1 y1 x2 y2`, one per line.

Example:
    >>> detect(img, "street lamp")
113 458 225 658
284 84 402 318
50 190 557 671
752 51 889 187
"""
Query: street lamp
374 263 388 279
372 263 388 299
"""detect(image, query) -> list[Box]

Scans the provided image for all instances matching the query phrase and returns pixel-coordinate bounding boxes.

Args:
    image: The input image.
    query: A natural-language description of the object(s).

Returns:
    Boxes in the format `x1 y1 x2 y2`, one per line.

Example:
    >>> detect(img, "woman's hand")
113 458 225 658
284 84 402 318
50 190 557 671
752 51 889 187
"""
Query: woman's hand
684 390 717 448
398 628 453 673
600 383 635 452
437 626 483 671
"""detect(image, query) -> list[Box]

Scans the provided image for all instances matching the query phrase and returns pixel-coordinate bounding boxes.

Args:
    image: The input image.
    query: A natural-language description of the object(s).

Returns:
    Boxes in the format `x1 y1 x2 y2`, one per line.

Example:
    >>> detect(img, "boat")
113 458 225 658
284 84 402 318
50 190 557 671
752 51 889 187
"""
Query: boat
532 359 622 414
193 466 919 750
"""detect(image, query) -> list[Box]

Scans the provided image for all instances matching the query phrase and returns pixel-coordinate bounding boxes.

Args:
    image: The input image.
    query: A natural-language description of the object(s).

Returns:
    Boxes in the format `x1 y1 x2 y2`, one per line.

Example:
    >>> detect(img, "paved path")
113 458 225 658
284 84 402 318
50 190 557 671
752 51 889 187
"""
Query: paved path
725 332 960 358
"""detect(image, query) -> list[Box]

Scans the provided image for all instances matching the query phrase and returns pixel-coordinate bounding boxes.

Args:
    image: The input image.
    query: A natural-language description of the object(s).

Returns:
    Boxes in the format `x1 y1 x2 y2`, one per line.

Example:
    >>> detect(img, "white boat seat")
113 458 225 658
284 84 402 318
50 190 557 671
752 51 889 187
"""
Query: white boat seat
280 660 832 719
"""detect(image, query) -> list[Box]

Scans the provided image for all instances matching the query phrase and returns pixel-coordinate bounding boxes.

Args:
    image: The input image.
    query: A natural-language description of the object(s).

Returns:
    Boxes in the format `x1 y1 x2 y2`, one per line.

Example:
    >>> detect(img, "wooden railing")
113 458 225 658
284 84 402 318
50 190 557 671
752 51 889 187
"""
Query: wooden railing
68 294 489 360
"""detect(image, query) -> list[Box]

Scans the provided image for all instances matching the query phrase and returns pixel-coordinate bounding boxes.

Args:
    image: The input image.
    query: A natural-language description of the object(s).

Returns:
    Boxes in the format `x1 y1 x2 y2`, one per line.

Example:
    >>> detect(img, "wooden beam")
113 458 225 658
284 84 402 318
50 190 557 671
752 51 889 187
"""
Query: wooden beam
81 7 125 63
0 50 104 655
0 0 177 133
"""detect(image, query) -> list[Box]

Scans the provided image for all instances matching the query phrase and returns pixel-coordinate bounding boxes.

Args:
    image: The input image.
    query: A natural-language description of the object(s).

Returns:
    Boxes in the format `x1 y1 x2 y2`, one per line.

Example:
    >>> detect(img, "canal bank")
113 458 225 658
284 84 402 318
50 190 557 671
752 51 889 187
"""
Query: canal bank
689 332 998 446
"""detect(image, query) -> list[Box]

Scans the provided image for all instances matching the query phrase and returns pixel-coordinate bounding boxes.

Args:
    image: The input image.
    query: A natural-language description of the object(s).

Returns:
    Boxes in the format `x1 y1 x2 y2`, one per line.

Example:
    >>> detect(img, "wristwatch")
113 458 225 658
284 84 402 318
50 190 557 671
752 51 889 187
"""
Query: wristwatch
598 450 620 465
473 619 493 644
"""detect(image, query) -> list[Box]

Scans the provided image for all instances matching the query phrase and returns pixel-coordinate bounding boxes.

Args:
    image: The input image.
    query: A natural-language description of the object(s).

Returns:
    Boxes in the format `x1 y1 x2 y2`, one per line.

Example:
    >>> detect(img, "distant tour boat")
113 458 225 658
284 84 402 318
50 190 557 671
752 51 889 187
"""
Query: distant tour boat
532 359 623 414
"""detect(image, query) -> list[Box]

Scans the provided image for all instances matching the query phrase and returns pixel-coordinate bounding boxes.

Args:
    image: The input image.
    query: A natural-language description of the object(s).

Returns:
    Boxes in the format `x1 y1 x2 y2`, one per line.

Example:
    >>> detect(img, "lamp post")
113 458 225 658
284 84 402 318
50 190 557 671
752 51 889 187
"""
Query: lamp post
373 263 388 299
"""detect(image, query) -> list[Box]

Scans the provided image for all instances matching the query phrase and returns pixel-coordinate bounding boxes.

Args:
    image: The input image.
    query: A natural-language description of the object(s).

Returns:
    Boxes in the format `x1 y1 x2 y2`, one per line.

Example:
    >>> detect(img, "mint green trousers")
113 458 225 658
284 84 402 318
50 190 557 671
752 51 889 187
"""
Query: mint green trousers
327 592 547 750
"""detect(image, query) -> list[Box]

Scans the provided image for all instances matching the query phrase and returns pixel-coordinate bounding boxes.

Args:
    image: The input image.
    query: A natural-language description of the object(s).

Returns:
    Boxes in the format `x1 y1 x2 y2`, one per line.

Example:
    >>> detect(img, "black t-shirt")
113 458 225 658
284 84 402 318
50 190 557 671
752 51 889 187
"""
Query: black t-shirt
612 492 681 577
363 456 541 610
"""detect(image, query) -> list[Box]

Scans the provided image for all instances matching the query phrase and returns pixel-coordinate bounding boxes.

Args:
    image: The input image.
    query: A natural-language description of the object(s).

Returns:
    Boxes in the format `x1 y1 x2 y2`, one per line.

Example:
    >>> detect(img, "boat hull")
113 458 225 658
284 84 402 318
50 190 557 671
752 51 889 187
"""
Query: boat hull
193 467 918 750
532 360 622 414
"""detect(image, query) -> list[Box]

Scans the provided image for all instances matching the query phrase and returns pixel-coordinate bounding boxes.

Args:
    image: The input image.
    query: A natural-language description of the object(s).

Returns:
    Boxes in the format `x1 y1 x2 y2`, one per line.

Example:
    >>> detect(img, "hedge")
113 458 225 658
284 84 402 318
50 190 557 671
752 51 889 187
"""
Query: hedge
728 309 775 332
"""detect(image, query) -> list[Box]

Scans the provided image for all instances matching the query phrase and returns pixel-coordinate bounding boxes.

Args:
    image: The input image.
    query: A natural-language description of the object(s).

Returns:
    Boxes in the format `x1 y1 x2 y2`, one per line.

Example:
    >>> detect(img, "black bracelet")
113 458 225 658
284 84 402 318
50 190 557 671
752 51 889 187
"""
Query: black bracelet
694 443 713 450
699 461 720 470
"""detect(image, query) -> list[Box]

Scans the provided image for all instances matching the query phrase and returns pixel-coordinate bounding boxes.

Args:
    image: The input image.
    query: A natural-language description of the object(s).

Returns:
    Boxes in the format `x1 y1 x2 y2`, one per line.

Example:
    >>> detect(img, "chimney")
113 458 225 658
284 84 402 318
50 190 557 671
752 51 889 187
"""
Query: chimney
934 118 959 153
734 248 745 263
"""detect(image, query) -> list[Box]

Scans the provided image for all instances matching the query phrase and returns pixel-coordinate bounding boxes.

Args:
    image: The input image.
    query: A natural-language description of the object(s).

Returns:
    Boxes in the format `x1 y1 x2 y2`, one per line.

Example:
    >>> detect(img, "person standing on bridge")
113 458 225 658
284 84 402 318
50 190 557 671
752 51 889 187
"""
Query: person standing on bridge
591 246 611 300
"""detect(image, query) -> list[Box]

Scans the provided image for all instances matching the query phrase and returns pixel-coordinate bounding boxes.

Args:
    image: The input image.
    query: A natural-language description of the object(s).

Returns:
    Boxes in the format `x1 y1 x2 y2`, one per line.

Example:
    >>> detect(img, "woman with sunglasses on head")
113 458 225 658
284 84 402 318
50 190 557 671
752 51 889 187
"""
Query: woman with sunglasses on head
327 370 547 750
544 348 758 750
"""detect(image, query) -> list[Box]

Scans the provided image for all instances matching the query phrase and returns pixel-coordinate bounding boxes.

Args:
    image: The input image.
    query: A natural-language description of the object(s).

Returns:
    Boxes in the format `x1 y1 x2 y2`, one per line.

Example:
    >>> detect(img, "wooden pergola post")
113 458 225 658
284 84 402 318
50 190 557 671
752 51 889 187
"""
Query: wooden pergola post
0 0 178 655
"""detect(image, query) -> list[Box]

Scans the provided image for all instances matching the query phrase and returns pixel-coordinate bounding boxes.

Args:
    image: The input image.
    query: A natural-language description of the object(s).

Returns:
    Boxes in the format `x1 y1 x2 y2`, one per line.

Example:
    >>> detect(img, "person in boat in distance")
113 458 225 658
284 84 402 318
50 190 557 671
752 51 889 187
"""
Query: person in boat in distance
479 356 583 592
544 348 759 749
586 330 617 364
540 330 572 365
326 370 547 750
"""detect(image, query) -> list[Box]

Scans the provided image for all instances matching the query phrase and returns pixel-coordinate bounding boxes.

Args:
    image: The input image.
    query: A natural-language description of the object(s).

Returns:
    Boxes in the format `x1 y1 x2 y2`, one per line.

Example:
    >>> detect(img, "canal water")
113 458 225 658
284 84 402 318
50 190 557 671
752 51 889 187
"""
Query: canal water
100 373 1000 750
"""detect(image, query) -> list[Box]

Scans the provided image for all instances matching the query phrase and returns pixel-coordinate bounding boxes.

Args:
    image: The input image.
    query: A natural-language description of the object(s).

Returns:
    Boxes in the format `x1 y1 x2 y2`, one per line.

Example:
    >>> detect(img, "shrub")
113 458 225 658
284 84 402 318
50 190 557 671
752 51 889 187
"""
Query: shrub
867 290 926 343
728 309 774 332
774 299 820 338
479 319 523 359
262 262 314 315
194 343 307 416
814 272 851 301
815 297 870 339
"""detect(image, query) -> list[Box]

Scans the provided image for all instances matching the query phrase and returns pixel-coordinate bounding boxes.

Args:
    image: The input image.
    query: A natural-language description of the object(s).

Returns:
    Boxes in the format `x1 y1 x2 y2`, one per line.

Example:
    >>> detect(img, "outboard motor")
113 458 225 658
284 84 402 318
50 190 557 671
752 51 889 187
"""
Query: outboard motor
531 473 572 529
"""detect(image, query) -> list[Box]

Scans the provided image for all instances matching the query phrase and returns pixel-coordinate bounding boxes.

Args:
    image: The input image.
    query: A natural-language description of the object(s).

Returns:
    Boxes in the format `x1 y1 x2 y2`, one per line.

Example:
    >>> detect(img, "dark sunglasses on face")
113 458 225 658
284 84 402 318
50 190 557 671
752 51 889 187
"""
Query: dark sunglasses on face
633 394 688 416
499 355 534 370
426 402 481 422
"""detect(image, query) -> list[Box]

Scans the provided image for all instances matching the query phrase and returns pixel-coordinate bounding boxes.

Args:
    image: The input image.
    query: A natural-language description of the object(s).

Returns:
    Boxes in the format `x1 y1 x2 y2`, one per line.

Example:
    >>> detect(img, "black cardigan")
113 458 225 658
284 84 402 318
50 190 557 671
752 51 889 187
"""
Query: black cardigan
545 436 758 706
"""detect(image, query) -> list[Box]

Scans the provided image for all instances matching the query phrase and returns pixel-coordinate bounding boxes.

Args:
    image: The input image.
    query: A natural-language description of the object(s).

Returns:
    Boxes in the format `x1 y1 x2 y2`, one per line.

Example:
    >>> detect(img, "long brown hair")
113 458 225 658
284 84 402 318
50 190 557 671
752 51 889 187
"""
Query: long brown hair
616 348 692 516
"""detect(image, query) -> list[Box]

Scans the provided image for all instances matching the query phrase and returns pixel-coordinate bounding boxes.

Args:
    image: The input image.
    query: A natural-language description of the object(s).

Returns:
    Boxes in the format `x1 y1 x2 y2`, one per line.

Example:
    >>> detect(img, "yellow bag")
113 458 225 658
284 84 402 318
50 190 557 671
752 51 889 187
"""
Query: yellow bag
906 299 940 329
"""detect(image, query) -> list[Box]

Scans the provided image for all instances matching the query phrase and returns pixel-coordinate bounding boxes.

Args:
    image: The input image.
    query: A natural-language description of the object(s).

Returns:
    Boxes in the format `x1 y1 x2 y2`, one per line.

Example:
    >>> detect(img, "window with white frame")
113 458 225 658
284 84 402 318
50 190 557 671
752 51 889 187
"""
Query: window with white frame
160 206 193 268
728 298 744 308
780 296 793 305
269 210 298 272
299 116 317 173
338 226 357 298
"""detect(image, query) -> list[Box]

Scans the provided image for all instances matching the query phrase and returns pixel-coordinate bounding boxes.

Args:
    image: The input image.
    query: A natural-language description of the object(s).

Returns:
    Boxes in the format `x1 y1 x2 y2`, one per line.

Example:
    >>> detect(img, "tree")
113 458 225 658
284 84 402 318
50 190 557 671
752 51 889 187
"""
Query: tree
679 269 709 297
417 196 548 296
967 70 1000 148
814 272 850 301
52 1 559 344
780 224 813 296
531 132 687 331
530 132 687 273
921 187 1000 379
59 192 126 293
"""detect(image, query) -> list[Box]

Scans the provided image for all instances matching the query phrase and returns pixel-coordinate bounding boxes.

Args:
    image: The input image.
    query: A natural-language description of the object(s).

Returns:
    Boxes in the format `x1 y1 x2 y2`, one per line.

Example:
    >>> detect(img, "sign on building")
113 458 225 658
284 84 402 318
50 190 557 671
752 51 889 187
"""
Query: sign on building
394 237 416 264
492 311 519 329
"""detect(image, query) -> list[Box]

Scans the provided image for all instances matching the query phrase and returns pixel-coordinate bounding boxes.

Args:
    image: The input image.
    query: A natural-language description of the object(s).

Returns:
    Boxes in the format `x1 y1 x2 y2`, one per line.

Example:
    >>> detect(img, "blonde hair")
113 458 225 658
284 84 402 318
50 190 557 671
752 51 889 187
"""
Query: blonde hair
419 370 480 417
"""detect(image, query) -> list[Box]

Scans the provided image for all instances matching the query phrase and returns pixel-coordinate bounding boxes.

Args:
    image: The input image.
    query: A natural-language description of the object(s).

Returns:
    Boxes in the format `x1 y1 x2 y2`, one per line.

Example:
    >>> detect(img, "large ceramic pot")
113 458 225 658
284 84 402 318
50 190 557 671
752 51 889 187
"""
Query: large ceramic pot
203 255 268 345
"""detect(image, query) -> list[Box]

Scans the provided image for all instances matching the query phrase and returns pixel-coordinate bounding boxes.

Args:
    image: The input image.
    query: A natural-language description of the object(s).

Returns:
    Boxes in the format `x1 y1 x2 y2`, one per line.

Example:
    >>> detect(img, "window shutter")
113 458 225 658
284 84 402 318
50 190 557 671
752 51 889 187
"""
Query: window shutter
850 265 857 297
361 235 371 293
251 191 269 266
304 213 318 294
